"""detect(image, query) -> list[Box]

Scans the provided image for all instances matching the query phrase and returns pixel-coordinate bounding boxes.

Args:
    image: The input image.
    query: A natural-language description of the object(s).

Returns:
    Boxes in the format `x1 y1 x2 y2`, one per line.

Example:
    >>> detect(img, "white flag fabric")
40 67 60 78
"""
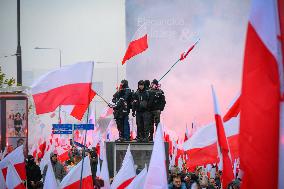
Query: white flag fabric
96 155 101 177
6 162 25 189
143 124 167 189
126 166 147 189
43 160 60 189
111 145 136 189
60 156 93 189
0 145 26 180
40 144 55 173
0 170 6 189
100 147 111 189
31 61 94 114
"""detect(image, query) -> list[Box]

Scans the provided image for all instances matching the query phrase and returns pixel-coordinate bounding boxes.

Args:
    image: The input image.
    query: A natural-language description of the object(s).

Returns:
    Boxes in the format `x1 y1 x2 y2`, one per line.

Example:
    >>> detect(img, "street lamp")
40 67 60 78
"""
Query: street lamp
34 47 62 123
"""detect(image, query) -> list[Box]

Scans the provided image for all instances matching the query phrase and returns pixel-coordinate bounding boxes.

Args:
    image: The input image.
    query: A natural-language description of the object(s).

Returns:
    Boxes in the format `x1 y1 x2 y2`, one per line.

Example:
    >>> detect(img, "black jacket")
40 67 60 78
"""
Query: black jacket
148 88 166 111
26 162 42 188
132 89 150 112
112 88 133 117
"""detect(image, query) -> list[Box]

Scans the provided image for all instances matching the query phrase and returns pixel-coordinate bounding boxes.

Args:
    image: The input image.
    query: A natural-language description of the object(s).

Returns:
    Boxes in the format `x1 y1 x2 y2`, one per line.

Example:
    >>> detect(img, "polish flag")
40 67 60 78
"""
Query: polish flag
111 145 136 189
0 169 6 189
30 143 38 158
143 124 168 189
122 34 148 65
40 145 55 173
223 95 240 122
69 89 96 121
183 117 239 170
100 149 111 189
179 39 200 61
126 166 147 189
31 61 94 115
38 140 46 159
0 145 26 181
99 105 114 119
60 156 93 189
211 86 234 188
43 160 60 189
240 0 284 188
96 155 101 177
57 149 69 163
122 23 148 65
5 162 25 189
184 125 190 142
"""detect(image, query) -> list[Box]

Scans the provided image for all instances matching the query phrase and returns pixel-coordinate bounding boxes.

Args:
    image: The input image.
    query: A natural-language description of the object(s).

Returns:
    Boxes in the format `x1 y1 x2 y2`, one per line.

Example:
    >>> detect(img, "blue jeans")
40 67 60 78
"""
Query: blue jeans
123 115 130 140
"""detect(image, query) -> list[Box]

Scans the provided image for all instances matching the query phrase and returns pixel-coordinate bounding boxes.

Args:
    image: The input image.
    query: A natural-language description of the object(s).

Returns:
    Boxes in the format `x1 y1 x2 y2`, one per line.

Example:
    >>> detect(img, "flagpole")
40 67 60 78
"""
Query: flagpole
79 61 95 189
158 59 180 82
158 38 200 82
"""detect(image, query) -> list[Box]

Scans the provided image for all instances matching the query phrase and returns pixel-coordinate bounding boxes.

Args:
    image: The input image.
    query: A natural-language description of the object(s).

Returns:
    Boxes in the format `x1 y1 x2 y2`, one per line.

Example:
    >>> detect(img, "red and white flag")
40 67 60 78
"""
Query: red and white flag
240 0 284 188
184 125 190 142
60 156 93 189
223 94 240 122
126 166 147 189
96 155 101 177
111 145 136 189
143 124 167 189
211 86 234 188
179 39 200 61
183 117 239 171
31 62 95 116
0 145 26 181
43 160 59 189
99 105 114 119
5 162 25 189
121 24 148 65
100 149 111 189
0 169 6 189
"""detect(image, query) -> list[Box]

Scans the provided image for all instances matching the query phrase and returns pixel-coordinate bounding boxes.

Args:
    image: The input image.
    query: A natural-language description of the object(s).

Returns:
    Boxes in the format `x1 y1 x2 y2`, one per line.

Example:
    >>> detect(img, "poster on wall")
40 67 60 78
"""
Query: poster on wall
6 100 27 138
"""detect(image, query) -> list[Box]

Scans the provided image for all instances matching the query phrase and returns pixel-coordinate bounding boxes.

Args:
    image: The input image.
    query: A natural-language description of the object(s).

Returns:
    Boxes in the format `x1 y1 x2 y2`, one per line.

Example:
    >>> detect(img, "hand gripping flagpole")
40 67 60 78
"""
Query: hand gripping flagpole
79 61 95 189
158 38 200 82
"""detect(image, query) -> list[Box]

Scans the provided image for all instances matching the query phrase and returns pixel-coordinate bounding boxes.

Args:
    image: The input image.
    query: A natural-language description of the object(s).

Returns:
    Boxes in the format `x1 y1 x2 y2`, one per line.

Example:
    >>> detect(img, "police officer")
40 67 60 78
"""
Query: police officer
148 79 166 141
132 80 151 142
144 80 150 90
112 79 133 141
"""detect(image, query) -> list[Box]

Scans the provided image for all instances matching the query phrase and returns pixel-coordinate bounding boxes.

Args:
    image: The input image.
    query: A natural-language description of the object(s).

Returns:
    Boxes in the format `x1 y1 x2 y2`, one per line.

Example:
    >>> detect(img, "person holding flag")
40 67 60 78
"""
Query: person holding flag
112 80 133 142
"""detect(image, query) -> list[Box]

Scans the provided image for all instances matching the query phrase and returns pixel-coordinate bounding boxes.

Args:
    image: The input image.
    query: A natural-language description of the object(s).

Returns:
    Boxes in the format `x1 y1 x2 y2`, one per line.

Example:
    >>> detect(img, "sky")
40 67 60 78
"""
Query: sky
125 0 250 137
0 0 251 139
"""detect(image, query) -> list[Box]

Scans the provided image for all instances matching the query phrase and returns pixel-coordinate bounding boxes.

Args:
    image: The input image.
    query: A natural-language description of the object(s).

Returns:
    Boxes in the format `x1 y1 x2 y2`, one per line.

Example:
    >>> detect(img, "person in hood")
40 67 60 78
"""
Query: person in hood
26 155 42 189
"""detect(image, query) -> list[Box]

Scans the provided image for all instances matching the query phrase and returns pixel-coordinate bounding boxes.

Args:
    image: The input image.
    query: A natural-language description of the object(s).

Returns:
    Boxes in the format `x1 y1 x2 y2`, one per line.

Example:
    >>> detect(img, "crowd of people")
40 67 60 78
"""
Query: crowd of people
168 165 241 189
112 79 166 142
18 145 102 189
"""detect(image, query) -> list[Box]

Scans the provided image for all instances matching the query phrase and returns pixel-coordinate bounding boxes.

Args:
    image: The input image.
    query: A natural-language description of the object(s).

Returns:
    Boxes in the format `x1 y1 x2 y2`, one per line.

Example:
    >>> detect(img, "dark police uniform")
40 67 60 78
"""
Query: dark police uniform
148 79 166 141
112 80 132 141
132 80 151 142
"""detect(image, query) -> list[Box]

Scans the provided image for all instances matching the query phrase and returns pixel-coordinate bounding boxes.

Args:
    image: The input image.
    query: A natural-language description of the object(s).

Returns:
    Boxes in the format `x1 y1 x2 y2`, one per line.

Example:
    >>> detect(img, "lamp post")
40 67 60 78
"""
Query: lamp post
34 47 62 123
16 0 22 85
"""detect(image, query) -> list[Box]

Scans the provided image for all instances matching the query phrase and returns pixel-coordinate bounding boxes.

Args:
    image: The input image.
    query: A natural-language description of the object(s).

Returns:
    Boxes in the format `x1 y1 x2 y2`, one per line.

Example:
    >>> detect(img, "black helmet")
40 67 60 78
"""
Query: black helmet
121 79 128 89
152 79 159 85
144 80 150 88
138 80 145 86
26 155 35 164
